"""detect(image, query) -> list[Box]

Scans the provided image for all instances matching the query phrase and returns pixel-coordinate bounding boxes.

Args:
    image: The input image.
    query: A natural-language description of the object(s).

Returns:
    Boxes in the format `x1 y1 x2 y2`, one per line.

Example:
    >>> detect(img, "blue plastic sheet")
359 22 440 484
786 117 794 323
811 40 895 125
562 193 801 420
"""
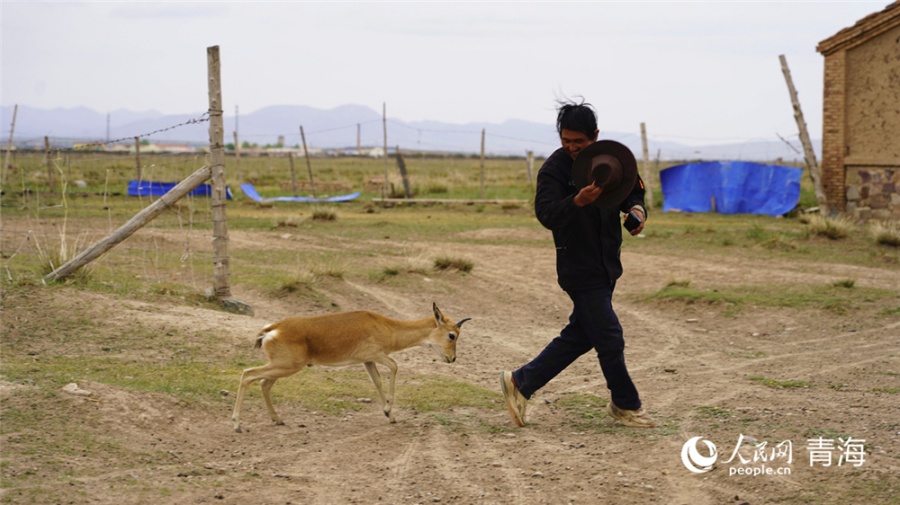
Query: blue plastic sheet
660 161 801 216
127 180 233 199
240 183 360 203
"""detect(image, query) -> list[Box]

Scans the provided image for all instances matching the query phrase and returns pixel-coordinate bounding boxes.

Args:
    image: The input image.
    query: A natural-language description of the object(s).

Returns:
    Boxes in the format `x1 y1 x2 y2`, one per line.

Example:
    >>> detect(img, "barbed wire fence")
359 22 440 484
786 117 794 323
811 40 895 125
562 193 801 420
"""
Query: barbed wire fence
1 49 231 301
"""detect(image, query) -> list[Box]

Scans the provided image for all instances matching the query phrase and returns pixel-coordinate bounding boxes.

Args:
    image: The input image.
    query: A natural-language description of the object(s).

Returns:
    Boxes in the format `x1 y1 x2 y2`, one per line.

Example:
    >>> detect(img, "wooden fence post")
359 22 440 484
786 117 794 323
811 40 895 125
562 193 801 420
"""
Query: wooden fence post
640 122 654 209
44 136 55 190
526 150 535 195
233 131 242 183
288 152 298 196
395 146 411 198
207 45 232 299
300 125 316 198
45 165 212 282
2 104 17 188
382 102 389 201
780 54 827 214
480 128 486 199
134 137 142 181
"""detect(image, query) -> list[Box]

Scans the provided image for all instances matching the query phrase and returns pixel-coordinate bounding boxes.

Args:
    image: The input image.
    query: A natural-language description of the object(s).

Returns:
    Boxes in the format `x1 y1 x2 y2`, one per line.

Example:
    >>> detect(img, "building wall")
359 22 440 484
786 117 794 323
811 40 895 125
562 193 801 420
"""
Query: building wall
820 50 847 212
846 25 900 159
821 23 900 219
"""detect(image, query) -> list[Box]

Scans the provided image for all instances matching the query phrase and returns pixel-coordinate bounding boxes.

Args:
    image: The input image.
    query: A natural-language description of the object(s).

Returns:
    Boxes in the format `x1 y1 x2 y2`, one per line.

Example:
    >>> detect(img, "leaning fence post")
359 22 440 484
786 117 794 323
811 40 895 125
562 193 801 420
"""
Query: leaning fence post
395 146 412 198
44 165 212 282
300 125 317 199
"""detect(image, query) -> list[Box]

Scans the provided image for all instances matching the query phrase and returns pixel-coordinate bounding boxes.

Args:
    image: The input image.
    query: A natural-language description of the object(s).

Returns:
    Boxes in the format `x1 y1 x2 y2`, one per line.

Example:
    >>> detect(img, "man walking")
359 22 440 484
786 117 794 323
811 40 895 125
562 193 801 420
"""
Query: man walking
501 99 654 428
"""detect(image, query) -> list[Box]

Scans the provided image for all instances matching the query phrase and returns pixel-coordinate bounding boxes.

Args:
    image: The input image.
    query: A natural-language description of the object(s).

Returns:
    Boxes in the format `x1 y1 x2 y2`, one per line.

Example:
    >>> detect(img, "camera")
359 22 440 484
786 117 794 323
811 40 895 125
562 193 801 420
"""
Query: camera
624 211 642 232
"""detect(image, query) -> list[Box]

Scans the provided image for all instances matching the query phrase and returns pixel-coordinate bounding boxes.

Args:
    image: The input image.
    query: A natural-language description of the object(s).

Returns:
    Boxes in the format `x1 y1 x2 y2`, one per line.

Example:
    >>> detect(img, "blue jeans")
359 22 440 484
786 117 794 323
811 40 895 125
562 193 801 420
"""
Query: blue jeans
512 286 642 410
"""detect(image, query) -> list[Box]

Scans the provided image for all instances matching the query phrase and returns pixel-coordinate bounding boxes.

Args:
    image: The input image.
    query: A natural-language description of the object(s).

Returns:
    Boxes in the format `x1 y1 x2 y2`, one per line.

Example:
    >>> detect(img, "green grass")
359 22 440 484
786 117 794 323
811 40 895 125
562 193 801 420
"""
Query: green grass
695 405 733 419
748 376 813 389
644 281 898 316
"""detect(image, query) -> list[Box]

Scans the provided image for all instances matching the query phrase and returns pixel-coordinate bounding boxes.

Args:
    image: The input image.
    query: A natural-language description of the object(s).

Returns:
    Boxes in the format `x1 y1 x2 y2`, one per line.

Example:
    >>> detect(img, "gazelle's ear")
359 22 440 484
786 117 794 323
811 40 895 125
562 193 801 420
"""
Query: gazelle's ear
433 303 443 324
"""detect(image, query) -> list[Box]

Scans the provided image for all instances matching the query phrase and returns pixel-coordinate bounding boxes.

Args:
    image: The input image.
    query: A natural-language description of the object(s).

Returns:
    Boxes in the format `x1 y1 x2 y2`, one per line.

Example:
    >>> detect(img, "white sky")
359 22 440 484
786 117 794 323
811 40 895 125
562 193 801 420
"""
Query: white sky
0 1 889 145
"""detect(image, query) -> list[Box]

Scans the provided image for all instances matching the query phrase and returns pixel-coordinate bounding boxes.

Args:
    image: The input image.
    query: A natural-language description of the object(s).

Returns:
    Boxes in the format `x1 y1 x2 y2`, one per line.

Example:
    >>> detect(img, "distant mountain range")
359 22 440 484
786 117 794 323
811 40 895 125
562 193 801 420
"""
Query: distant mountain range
1 104 819 162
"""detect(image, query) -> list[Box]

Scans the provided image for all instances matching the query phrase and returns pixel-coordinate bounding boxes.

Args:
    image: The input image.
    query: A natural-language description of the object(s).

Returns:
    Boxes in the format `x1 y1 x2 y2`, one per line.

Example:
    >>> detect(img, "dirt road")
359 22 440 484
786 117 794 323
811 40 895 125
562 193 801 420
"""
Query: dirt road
2 227 898 504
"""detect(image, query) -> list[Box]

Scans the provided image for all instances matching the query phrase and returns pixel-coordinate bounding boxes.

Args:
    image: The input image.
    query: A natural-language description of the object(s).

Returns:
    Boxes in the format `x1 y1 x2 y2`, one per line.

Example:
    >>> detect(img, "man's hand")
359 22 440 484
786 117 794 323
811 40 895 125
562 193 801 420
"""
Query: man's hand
625 207 645 236
574 183 603 207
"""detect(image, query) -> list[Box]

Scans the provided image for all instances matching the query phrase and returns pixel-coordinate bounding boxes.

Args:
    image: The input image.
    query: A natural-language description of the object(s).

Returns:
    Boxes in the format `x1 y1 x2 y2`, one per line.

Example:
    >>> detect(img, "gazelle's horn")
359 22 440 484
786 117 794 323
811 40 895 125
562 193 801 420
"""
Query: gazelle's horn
456 318 472 328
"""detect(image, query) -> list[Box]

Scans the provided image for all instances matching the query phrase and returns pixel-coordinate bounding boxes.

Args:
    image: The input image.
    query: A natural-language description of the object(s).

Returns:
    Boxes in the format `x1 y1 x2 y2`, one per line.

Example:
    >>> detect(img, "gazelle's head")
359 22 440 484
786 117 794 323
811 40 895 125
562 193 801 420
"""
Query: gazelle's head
429 303 471 363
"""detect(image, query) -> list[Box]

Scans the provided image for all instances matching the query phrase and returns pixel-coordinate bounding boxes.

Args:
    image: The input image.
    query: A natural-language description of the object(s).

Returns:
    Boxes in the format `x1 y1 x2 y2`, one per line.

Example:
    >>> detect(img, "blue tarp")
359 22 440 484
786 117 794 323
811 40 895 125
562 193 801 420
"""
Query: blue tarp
240 183 361 203
660 161 801 216
127 180 233 199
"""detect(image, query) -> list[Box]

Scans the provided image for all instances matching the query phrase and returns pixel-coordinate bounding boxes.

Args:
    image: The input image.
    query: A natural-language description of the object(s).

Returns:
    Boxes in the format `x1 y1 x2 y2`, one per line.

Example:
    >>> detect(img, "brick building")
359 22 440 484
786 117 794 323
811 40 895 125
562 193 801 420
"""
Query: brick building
817 1 900 219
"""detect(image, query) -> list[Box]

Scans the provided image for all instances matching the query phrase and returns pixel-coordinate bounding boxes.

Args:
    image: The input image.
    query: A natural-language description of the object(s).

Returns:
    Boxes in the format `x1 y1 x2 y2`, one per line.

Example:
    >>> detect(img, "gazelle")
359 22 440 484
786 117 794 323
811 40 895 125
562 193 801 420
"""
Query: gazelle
232 303 471 432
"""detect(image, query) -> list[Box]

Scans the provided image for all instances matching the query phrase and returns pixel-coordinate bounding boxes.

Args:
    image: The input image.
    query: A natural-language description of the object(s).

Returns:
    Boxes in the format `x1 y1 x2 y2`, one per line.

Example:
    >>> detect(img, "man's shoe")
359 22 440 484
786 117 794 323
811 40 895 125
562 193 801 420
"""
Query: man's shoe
606 400 656 428
500 371 527 427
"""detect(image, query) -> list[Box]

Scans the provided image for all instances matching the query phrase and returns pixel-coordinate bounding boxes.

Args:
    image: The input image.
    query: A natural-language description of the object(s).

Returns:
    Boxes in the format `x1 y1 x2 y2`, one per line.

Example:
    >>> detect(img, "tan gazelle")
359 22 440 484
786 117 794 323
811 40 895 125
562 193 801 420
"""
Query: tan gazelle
232 303 471 432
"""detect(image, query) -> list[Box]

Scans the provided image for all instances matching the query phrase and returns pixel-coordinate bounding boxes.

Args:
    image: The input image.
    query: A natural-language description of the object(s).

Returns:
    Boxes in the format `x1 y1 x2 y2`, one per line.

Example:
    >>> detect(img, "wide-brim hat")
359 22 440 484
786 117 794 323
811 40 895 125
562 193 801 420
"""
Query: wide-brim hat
572 140 638 209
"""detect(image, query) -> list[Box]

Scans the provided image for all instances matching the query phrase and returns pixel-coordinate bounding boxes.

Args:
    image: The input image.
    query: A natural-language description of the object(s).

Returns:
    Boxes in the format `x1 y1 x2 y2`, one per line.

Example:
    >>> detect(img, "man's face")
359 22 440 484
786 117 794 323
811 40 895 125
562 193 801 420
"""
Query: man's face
560 129 598 160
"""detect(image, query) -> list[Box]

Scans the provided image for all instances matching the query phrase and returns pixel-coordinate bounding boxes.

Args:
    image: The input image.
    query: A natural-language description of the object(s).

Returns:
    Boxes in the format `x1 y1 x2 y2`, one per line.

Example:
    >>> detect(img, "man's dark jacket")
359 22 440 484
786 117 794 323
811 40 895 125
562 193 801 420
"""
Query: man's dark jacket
534 146 646 292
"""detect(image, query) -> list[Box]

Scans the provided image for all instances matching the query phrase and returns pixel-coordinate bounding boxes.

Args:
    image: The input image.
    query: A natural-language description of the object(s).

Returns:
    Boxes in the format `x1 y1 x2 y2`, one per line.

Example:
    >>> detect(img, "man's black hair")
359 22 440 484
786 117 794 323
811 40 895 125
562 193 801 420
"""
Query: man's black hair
556 99 597 139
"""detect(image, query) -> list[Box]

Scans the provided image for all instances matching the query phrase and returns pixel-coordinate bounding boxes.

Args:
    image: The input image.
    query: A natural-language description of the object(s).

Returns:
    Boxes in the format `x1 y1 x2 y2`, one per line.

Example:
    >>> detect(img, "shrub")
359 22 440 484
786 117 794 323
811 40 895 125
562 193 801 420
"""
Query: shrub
871 221 900 248
434 257 474 273
312 209 337 221
805 214 853 240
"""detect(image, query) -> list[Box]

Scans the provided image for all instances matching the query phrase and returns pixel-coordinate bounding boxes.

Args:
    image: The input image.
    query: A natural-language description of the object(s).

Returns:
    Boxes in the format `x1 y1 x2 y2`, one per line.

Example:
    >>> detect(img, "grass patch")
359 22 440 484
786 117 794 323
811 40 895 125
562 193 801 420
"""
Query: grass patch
555 392 618 431
695 405 733 419
870 220 900 247
398 376 497 412
644 281 897 315
434 256 474 273
553 393 678 437
748 376 812 389
804 214 854 240
311 208 338 221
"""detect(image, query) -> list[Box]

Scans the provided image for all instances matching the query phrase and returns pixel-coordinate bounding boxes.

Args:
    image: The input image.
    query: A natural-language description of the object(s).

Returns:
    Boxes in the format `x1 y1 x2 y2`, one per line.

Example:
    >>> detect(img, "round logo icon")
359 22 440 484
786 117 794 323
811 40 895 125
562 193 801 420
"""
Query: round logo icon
681 436 717 473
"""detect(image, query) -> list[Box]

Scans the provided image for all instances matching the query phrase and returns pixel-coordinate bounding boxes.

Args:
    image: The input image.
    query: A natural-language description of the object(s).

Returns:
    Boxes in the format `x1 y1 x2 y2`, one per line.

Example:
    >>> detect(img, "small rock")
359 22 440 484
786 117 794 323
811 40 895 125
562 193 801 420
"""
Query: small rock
220 298 254 316
62 383 92 397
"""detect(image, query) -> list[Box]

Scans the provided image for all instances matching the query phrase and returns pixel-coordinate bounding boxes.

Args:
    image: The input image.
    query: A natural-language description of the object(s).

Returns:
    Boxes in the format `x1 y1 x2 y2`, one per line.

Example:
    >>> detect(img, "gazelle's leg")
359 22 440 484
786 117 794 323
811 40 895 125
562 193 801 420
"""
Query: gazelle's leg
232 362 301 432
232 366 263 432
260 378 283 425
364 362 391 421
373 355 399 423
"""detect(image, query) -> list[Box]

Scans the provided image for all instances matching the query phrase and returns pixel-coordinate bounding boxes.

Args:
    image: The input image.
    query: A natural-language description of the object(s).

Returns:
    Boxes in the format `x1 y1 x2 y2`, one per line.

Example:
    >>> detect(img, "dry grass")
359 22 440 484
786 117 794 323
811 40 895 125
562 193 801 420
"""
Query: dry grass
871 220 900 247
804 214 854 240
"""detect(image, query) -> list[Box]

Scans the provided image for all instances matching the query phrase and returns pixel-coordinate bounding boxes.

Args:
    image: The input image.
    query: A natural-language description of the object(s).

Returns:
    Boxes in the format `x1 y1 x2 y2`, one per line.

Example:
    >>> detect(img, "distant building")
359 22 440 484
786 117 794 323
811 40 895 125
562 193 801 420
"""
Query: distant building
817 1 900 219
150 143 196 154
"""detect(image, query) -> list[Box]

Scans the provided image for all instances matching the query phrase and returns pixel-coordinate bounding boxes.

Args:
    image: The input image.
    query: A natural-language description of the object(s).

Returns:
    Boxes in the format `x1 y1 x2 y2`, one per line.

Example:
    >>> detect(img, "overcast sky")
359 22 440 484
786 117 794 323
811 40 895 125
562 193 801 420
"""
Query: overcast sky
1 1 889 146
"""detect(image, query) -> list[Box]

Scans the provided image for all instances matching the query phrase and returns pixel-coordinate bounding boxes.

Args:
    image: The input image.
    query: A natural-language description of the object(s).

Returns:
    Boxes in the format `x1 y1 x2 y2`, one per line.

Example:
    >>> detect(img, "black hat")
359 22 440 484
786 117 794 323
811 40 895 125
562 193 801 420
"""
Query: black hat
572 140 638 209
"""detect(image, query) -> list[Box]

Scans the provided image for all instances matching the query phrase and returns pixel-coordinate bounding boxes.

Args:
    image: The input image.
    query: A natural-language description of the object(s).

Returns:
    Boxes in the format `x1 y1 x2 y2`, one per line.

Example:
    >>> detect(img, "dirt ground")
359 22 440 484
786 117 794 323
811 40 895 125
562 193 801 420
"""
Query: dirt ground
2 225 899 505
